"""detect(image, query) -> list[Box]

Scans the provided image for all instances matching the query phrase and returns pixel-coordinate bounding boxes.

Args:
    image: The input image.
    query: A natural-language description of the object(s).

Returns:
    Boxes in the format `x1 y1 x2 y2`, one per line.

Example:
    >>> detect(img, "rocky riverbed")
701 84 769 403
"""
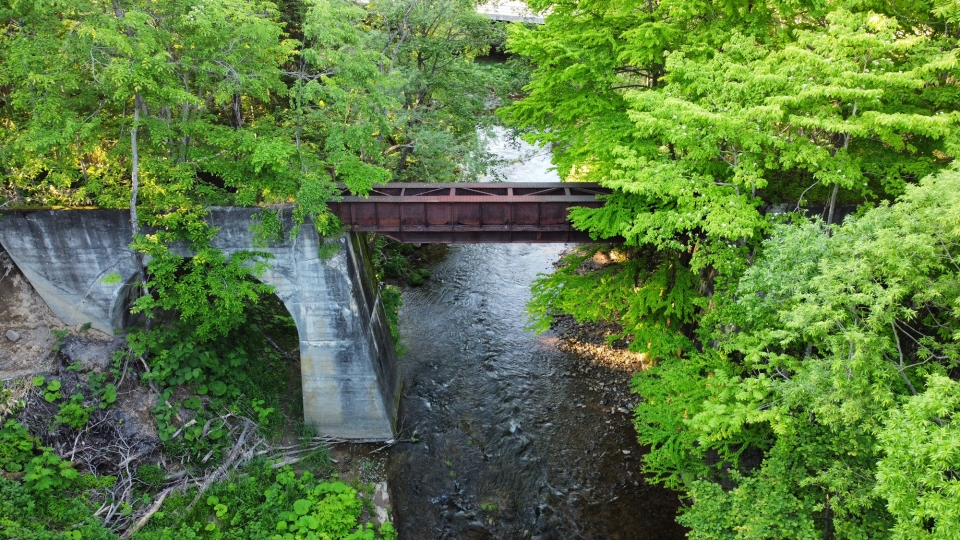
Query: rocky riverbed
383 240 685 540
553 315 650 416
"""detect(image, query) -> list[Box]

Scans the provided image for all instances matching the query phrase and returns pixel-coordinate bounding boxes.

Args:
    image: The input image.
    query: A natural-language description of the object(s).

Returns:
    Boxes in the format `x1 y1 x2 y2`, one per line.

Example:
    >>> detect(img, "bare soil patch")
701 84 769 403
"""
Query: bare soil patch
0 248 69 380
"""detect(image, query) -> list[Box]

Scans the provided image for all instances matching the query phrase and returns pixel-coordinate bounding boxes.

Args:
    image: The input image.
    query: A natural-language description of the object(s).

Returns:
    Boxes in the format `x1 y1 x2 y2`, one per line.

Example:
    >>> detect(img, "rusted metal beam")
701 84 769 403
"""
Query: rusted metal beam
327 182 614 243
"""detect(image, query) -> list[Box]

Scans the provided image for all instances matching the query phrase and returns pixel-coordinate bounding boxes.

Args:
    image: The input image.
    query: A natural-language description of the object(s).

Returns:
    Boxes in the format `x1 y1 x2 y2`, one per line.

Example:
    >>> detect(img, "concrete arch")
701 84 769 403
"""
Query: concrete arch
243 264 307 345
0 208 399 440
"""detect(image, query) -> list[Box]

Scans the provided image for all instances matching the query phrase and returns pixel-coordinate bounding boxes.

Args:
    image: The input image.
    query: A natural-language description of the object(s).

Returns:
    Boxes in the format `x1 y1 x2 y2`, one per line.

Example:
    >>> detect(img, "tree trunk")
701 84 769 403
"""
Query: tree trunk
130 94 141 238
826 181 840 227
827 102 857 228
114 0 150 329
232 92 243 129
130 93 150 305
395 144 413 178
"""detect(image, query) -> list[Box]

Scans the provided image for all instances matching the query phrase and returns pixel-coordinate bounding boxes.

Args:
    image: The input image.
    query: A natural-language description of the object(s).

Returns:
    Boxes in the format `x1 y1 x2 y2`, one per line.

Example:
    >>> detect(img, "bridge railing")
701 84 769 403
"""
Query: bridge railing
328 182 612 243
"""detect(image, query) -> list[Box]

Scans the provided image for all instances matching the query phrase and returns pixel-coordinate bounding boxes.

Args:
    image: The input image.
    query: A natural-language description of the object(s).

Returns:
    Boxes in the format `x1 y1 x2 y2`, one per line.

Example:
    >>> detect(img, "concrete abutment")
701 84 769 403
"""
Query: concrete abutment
0 208 399 440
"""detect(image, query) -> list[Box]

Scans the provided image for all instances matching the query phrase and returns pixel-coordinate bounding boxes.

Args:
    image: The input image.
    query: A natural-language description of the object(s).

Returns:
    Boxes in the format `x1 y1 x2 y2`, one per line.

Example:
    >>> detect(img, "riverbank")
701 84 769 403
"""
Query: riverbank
553 315 650 417
0 247 67 381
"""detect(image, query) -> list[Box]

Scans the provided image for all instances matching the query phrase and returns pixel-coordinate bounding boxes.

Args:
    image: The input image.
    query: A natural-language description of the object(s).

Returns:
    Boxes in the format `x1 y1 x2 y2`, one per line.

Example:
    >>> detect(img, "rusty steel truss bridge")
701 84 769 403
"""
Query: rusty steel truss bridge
327 182 612 243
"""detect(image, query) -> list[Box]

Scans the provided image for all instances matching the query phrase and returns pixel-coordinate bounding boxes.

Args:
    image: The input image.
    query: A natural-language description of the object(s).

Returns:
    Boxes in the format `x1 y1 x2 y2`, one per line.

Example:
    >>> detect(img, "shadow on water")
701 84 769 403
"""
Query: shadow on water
385 129 686 539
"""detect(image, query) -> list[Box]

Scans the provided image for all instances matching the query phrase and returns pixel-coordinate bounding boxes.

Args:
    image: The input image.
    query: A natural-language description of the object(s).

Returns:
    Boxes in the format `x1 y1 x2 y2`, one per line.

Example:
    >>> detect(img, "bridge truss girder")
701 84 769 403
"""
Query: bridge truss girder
328 182 612 244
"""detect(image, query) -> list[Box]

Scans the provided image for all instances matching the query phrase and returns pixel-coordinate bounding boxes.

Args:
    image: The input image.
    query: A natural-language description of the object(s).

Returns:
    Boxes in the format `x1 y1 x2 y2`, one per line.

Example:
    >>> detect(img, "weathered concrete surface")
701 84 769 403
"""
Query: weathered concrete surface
0 210 139 335
0 208 399 440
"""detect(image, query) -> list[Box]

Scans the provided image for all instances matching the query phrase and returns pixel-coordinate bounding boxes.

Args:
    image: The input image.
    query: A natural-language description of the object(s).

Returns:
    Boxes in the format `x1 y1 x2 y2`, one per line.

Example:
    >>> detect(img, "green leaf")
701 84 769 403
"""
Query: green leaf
183 397 202 410
209 380 227 397
293 499 312 516
102 384 117 405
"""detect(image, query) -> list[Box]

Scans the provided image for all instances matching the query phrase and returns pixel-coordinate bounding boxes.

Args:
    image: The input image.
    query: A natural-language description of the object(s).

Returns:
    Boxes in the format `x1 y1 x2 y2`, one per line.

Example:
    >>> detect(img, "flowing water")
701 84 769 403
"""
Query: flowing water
386 130 685 539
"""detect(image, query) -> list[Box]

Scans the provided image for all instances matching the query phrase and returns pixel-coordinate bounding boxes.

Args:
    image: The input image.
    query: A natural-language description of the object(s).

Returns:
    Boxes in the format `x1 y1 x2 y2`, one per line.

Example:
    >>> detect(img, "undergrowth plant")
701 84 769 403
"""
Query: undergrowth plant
119 209 301 466
371 236 431 288
136 462 396 540
128 286 298 465
369 236 415 354
0 419 118 538
0 420 394 539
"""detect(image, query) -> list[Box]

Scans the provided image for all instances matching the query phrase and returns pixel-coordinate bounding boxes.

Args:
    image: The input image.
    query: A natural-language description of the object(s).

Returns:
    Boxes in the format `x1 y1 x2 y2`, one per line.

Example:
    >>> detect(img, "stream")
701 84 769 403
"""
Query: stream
384 130 686 539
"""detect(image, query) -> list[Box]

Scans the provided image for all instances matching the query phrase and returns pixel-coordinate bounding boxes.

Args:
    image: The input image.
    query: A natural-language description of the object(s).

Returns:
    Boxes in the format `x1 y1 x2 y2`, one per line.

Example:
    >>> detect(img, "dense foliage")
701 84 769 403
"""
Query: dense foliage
0 0 508 210
632 169 960 538
511 0 960 536
135 463 396 540
1 419 121 539
512 0 959 355
0 418 394 539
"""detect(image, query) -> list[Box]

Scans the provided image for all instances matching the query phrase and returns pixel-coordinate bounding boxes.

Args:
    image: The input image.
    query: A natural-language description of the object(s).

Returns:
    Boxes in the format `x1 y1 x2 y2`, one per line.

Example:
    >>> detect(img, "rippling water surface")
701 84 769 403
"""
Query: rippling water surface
386 129 685 539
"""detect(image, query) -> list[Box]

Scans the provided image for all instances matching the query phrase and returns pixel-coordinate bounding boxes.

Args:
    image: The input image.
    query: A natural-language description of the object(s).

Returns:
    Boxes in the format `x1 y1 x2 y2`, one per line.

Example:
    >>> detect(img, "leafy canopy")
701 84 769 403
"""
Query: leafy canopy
511 0 959 355
510 0 960 536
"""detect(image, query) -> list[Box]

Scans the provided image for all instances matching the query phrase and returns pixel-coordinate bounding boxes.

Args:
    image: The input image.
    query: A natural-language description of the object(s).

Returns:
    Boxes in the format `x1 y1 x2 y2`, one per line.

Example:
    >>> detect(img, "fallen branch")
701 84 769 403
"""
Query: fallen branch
258 330 298 361
123 487 173 538
183 417 256 514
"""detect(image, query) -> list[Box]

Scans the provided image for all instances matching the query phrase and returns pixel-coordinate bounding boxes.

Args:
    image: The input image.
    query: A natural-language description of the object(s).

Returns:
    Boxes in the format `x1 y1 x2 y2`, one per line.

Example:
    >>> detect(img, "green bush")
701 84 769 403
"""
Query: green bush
55 403 91 430
405 268 430 287
135 463 395 540
0 419 36 472
0 476 118 540
0 421 117 538
125 274 298 464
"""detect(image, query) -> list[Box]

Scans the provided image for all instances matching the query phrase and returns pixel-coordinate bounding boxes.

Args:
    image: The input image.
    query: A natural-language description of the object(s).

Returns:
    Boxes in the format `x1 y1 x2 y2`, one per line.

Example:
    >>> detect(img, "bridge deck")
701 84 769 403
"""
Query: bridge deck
328 182 611 243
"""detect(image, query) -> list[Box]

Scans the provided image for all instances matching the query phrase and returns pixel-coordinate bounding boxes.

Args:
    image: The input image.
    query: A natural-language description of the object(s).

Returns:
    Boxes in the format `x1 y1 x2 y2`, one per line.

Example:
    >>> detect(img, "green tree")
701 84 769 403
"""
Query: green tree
368 0 507 181
639 167 960 538
1 0 299 208
285 0 396 207
512 0 959 357
2 0 513 213
511 1 960 536
876 375 960 540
